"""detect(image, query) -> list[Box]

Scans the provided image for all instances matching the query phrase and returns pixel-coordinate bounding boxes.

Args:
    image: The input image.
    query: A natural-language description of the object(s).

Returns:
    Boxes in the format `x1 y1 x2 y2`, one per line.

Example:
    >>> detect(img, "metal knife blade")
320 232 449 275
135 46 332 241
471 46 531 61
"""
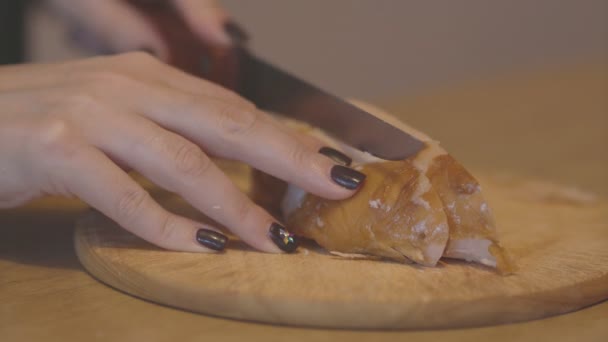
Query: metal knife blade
211 22 423 160
123 5 423 160
222 23 424 160
234 51 425 161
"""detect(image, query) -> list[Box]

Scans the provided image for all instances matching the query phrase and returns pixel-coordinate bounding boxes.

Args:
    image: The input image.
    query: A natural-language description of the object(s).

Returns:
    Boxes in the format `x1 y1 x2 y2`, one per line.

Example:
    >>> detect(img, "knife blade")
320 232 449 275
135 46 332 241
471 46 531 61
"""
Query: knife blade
123 2 424 160
225 23 425 161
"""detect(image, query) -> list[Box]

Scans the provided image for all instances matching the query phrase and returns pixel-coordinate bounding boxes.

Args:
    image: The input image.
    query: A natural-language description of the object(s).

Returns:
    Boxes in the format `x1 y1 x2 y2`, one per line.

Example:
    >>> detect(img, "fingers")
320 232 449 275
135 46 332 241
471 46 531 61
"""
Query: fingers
98 79 365 200
32 122 225 252
5 52 361 255
28 53 366 201
49 0 232 53
48 0 169 58
173 0 232 46
74 109 291 253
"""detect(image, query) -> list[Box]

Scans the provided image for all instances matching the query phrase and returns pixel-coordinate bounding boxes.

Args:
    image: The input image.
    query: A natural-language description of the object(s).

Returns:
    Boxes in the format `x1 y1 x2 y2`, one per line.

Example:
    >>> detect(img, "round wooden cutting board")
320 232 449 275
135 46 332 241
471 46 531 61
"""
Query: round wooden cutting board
74 164 608 329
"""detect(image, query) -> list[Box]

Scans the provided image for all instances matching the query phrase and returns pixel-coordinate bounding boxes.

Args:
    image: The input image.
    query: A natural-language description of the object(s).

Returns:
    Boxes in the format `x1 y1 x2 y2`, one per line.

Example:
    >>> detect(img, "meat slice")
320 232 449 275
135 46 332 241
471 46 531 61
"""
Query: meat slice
286 160 449 266
426 154 513 271
253 101 513 272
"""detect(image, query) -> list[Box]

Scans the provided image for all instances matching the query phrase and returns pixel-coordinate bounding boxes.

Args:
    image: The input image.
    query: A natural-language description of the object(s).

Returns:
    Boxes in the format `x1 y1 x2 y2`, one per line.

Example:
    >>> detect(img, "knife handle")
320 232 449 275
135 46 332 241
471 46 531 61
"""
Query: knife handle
124 0 244 90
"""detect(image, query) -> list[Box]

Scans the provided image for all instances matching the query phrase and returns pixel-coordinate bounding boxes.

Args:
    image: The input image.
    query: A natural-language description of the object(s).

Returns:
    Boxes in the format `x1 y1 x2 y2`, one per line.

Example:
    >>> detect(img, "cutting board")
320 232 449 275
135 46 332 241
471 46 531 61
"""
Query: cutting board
74 162 608 329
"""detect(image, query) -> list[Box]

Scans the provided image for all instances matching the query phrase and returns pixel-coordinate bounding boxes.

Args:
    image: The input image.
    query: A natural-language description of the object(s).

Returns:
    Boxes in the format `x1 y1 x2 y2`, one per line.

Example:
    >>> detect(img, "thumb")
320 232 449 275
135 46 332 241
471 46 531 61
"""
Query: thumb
50 0 170 59
173 0 232 46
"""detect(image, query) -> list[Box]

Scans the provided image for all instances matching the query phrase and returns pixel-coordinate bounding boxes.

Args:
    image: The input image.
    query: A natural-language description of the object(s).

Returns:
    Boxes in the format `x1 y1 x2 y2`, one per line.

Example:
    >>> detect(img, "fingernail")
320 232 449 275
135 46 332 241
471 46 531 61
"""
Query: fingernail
319 147 352 166
331 165 366 190
196 228 228 251
268 223 299 253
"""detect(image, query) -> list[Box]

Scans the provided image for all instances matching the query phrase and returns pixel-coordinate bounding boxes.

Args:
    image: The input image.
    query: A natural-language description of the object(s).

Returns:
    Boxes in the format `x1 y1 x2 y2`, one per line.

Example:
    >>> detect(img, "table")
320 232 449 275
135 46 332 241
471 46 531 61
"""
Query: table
1 62 606 341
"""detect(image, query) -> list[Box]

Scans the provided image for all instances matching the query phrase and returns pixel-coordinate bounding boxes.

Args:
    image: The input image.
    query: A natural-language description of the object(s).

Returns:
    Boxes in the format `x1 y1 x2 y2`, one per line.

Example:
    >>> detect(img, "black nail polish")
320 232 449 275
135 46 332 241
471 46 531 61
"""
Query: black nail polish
196 229 228 251
268 223 299 253
331 165 366 190
319 147 352 166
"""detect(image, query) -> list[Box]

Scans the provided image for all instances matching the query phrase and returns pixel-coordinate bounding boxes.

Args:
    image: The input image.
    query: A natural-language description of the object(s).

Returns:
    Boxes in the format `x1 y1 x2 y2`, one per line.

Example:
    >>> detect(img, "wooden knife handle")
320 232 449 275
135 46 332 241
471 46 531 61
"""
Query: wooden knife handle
124 0 240 90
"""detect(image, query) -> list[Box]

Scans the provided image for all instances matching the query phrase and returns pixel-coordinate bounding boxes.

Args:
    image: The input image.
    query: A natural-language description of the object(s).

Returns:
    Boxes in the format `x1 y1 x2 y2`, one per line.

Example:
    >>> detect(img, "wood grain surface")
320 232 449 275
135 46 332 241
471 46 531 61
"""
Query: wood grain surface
74 163 608 329
1 63 606 341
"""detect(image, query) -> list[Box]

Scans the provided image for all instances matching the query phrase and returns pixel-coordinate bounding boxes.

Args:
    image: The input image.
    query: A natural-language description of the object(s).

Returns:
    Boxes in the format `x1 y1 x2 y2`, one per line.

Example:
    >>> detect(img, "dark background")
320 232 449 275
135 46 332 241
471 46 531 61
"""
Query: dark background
0 1 27 64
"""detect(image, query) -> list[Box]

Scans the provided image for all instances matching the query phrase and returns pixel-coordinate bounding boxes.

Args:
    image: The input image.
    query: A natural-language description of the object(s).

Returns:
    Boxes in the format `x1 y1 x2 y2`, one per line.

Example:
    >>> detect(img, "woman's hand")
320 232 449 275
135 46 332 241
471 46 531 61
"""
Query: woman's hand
48 0 230 59
0 53 365 253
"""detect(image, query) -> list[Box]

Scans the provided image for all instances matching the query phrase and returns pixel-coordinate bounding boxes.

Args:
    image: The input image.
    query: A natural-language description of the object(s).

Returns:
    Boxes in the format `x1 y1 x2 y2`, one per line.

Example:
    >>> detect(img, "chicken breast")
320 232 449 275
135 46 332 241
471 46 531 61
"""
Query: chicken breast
254 101 513 272
286 159 450 266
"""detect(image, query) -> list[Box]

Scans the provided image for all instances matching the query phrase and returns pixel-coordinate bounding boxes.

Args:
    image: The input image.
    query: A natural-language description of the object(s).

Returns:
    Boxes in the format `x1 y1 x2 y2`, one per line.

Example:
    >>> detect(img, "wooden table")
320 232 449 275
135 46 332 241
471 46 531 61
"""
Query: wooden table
1 62 606 341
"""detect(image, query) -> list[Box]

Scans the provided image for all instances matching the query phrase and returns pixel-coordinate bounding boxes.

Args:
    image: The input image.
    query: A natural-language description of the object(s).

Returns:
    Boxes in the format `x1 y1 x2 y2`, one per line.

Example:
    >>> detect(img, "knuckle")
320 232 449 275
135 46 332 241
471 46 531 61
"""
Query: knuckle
35 118 80 159
289 144 311 169
173 142 212 178
218 106 258 137
155 214 180 246
115 187 149 223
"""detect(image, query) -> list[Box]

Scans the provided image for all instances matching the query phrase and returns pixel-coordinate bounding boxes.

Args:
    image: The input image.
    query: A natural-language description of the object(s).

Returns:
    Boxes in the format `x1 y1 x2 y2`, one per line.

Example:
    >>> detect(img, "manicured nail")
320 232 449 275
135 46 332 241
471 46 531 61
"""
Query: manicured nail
331 165 366 190
196 228 228 251
268 223 299 253
319 147 352 166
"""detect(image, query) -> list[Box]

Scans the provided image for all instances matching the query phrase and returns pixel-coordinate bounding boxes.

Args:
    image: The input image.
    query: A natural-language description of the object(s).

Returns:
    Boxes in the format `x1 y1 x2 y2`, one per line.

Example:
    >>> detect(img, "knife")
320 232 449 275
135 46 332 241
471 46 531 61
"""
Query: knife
127 1 425 160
